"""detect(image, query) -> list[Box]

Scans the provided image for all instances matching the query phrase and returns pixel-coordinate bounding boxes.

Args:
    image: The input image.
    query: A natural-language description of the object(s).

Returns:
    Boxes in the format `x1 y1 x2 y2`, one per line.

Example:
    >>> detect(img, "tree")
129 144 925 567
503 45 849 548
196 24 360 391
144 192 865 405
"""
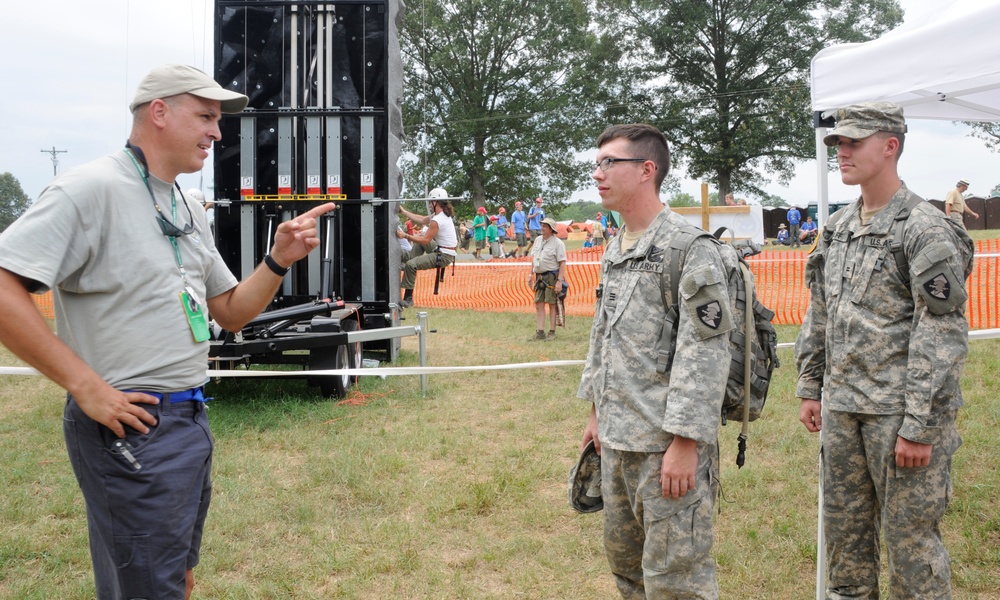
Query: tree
967 122 1000 153
400 0 619 220
668 192 699 207
0 173 31 232
760 193 789 208
596 0 902 199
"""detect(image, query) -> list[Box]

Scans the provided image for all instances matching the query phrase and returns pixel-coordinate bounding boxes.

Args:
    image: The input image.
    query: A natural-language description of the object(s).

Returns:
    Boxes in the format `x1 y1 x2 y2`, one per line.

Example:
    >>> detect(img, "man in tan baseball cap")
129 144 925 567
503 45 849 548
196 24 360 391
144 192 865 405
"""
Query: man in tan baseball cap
0 63 330 599
945 177 978 227
130 63 248 114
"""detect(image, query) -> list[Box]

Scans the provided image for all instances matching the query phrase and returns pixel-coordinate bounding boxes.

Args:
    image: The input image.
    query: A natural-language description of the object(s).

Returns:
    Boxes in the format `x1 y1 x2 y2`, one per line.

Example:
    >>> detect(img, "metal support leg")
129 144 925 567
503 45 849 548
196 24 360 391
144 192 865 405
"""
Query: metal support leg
418 311 428 399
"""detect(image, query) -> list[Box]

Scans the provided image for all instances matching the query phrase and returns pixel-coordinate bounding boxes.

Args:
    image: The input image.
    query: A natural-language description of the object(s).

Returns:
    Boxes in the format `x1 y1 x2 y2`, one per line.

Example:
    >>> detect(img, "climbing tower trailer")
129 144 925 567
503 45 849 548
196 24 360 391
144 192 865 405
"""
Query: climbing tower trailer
208 0 406 396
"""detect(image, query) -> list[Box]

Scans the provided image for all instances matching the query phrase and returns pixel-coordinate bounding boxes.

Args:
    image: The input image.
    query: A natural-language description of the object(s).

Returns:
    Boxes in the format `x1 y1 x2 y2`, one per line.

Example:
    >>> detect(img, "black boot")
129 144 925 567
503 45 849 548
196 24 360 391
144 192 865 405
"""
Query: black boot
400 288 414 308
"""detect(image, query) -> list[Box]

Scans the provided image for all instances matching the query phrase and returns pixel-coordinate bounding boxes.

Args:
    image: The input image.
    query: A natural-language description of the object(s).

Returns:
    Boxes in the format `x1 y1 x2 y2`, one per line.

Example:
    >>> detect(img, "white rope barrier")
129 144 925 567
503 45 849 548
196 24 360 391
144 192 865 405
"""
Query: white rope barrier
5 328 999 377
0 360 586 379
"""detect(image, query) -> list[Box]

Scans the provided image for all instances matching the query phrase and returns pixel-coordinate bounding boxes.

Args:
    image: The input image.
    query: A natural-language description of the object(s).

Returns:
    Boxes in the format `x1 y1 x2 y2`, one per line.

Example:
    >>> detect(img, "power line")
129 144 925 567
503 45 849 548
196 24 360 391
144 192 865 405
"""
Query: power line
40 147 68 177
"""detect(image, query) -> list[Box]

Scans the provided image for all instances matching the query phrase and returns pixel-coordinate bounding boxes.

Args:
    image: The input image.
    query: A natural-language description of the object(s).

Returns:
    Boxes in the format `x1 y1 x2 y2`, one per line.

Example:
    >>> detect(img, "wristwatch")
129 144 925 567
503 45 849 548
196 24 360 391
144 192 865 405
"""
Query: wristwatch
264 254 290 276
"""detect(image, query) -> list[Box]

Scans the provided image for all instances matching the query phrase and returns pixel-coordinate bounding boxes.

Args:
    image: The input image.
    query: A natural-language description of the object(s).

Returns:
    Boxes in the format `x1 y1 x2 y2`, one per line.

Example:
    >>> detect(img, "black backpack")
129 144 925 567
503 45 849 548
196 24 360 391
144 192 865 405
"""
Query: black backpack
656 226 780 467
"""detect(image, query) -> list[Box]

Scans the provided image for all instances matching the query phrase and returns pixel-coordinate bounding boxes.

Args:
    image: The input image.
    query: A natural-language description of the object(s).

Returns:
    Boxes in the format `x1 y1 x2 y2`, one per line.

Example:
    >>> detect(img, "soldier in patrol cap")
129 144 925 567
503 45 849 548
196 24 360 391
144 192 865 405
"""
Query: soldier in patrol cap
796 101 974 599
577 123 732 599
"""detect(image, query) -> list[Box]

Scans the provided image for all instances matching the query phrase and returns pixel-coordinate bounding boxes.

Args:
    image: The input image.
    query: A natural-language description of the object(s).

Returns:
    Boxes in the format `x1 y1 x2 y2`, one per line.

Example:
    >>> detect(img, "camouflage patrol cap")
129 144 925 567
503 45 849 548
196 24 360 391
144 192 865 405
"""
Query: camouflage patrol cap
568 440 603 513
822 101 907 146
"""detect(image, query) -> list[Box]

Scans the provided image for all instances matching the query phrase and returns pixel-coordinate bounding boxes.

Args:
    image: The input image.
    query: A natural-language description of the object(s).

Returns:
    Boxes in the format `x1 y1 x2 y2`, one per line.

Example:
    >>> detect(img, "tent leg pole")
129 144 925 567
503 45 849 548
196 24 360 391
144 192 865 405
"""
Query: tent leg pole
815 128 831 229
816 450 826 600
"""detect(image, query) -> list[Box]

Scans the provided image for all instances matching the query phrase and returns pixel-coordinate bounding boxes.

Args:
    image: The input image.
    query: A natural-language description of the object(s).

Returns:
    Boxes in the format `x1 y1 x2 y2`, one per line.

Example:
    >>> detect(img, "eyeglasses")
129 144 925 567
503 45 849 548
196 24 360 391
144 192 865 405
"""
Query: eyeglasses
595 157 648 171
155 188 196 237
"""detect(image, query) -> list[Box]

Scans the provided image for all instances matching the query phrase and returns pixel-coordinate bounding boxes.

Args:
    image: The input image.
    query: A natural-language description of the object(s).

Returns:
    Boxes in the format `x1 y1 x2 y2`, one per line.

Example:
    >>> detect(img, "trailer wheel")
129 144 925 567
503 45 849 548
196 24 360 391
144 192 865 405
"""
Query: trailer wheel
310 318 360 398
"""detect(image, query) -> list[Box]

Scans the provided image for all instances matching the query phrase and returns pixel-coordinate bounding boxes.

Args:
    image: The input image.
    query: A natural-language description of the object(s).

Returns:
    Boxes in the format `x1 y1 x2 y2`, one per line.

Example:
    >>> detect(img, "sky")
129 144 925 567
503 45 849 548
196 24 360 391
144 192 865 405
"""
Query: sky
1 0 996 206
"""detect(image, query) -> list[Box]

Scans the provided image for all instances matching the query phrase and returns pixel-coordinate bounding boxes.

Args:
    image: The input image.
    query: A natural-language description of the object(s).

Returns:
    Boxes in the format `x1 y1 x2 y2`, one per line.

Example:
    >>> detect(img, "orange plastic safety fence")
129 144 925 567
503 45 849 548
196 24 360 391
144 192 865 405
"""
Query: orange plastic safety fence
413 242 1000 328
412 249 603 316
971 239 1000 330
32 293 54 319
29 240 999 328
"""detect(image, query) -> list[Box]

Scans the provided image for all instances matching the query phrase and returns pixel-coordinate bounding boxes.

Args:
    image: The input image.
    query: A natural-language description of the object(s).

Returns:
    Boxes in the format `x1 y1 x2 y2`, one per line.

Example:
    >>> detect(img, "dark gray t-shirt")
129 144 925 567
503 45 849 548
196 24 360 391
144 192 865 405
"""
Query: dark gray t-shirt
0 151 238 391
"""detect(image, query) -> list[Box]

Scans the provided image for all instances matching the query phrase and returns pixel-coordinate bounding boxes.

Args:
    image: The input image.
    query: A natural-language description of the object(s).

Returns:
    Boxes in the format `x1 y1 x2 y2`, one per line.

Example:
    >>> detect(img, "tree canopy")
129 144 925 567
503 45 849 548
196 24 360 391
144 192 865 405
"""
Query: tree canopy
592 0 902 199
0 172 31 233
400 0 904 215
399 0 618 220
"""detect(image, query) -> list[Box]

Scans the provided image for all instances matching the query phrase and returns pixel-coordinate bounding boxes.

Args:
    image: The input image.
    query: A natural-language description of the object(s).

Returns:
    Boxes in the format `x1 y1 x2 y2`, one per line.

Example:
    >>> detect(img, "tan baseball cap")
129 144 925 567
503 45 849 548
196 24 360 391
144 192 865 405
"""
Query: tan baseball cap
822 101 907 147
130 64 249 114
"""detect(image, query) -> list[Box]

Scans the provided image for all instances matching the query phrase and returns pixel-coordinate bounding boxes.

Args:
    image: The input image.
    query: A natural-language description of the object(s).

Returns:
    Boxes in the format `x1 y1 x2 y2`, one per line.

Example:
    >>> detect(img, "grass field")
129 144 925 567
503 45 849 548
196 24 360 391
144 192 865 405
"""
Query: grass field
1 310 998 599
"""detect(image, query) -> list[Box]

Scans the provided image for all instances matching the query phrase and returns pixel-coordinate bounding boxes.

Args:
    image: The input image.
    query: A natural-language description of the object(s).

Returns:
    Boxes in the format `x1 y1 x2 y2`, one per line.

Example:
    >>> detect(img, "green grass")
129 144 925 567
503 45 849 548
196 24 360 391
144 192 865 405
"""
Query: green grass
1 313 998 598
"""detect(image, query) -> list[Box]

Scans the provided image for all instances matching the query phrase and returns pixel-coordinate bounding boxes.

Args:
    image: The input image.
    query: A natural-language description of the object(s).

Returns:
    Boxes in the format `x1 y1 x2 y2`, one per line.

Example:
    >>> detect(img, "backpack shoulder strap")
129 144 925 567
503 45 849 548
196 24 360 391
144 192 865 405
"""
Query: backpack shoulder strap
888 195 924 287
656 224 712 374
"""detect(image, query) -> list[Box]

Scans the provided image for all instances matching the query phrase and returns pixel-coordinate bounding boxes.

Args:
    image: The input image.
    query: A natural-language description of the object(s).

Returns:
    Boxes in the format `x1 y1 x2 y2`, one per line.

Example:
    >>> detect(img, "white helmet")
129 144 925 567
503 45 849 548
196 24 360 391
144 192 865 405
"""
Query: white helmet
429 187 449 200
186 188 207 204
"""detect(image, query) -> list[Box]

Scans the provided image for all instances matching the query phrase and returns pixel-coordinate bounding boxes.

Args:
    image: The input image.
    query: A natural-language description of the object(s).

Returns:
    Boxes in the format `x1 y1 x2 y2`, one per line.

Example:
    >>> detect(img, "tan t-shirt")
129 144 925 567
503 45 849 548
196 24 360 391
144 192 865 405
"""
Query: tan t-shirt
0 152 238 391
945 189 966 222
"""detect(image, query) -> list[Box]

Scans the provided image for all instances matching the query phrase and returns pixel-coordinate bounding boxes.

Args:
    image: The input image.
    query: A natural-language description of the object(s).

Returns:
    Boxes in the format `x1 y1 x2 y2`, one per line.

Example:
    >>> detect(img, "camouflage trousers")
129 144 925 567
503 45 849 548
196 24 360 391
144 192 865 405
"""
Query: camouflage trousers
600 444 720 600
821 408 961 600
401 242 453 290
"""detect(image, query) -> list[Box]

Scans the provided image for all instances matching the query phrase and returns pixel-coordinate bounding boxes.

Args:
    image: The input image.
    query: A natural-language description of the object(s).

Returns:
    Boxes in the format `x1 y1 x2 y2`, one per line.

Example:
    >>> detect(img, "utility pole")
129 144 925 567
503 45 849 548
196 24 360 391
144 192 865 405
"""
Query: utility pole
40 146 68 176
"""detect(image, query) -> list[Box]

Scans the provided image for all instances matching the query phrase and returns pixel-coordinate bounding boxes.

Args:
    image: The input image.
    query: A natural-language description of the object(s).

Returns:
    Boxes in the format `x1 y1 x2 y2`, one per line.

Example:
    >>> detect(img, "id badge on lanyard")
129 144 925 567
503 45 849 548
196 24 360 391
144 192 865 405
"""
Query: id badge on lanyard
180 286 210 342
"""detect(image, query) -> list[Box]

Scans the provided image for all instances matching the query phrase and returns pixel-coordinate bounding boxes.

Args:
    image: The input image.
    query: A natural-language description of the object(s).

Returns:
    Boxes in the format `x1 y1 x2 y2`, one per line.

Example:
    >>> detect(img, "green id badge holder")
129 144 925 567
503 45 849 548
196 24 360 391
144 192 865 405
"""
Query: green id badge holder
180 289 211 342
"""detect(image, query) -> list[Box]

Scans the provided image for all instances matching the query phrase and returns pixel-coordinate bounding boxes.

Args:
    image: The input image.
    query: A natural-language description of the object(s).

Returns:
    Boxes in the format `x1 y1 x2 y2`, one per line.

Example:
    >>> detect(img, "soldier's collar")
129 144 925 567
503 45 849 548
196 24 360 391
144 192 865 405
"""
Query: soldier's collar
862 185 912 235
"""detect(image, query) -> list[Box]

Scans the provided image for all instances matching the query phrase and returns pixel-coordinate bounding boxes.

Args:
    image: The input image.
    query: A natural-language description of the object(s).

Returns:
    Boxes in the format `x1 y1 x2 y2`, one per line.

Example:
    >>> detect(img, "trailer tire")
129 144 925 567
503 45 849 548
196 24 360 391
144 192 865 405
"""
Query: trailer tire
310 318 360 398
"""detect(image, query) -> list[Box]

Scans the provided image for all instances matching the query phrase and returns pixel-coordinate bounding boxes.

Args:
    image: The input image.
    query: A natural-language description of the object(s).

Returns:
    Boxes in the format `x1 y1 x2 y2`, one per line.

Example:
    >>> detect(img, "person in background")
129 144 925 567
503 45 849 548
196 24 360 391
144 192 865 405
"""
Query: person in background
524 196 545 256
472 206 488 260
397 188 458 308
0 64 335 600
598 210 611 241
775 223 791 245
583 231 594 250
510 200 527 258
458 221 471 252
592 216 605 248
487 215 502 259
944 178 978 228
799 215 818 245
527 217 567 340
578 123 732 599
496 206 509 243
786 204 802 248
796 101 973 599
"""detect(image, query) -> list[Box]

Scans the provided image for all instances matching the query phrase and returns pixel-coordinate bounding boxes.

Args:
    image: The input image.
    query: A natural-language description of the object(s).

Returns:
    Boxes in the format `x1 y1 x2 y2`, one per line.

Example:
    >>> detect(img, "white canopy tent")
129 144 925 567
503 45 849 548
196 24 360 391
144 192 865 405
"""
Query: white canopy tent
808 2 1000 596
810 0 1000 226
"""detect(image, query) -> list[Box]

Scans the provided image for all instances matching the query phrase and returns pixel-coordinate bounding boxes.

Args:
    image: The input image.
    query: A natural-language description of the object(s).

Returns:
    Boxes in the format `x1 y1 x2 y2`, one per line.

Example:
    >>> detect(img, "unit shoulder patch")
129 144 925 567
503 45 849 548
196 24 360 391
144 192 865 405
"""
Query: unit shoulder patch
697 300 723 329
922 273 950 300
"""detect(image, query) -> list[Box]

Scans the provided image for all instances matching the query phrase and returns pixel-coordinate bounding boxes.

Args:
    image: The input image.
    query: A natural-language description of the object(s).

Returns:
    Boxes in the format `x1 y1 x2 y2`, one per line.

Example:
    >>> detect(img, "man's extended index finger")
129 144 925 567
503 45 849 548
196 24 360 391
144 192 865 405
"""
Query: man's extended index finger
299 202 337 220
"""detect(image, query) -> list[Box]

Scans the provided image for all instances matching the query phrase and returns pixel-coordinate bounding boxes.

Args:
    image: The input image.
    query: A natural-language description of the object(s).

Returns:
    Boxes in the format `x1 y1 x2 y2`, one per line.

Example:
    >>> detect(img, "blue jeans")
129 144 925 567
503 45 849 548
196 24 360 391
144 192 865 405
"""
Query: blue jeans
63 392 214 599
